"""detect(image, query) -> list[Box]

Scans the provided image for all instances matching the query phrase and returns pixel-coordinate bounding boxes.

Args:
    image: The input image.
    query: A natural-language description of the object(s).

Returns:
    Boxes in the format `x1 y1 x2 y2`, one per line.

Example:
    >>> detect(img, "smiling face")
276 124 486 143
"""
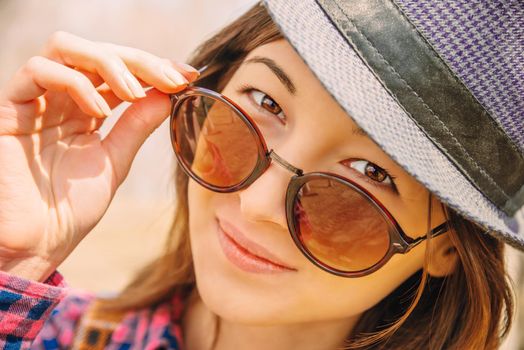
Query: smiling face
187 39 451 326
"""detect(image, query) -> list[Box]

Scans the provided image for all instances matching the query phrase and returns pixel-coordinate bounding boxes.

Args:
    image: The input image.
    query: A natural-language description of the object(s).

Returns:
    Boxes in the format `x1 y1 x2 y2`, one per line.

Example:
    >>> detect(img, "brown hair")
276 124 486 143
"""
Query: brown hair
101 3 514 349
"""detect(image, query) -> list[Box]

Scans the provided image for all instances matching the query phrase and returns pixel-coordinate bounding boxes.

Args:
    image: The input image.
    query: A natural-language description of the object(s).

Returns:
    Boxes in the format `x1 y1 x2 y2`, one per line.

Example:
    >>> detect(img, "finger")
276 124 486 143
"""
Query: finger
75 68 104 87
0 97 46 136
99 43 197 93
35 86 121 135
26 87 120 134
102 88 171 186
38 116 104 150
5 56 112 119
41 31 147 102
172 61 200 82
97 84 123 109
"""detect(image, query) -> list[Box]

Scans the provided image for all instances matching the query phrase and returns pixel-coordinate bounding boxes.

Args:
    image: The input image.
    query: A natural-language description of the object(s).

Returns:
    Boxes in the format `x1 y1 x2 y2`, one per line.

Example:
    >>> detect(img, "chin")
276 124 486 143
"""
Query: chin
189 216 299 326
196 278 323 327
186 183 384 326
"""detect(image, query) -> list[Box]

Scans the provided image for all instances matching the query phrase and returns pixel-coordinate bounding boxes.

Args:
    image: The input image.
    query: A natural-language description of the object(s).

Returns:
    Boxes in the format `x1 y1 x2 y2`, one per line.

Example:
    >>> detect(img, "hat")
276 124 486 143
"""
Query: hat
262 0 524 250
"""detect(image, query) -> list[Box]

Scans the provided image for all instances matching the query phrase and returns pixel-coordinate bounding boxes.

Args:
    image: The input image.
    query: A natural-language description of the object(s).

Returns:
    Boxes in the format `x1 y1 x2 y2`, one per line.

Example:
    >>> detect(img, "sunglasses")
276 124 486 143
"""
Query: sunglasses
169 86 449 277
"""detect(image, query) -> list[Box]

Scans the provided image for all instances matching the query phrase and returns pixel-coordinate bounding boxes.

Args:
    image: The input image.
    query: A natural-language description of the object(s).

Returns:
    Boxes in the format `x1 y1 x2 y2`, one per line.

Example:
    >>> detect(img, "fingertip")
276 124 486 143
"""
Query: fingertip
179 63 199 75
150 82 188 95
186 71 200 83
147 87 176 104
93 92 113 118
174 62 200 82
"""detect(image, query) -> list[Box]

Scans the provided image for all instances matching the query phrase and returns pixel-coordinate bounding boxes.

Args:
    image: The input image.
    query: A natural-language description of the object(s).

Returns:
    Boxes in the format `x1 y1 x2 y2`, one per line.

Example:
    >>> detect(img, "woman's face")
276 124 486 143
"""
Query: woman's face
188 39 449 326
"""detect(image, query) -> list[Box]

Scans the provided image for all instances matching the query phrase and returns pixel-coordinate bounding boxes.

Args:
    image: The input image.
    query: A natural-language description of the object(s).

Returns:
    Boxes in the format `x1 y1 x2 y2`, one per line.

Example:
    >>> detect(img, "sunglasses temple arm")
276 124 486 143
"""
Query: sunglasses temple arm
197 65 209 75
406 221 450 251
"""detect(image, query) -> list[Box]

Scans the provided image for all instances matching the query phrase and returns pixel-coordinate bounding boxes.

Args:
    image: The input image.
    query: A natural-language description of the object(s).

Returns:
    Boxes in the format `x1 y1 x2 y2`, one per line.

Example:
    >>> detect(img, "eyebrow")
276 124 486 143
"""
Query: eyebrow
244 56 367 138
244 56 297 94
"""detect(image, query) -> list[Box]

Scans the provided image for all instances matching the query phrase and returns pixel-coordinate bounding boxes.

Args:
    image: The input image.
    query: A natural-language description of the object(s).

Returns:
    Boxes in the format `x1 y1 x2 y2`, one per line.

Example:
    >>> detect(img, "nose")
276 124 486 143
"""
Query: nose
238 150 302 229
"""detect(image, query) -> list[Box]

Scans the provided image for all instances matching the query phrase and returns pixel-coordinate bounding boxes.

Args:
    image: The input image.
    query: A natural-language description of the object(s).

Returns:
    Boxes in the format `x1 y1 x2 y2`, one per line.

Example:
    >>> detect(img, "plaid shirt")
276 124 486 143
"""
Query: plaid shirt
0 270 184 349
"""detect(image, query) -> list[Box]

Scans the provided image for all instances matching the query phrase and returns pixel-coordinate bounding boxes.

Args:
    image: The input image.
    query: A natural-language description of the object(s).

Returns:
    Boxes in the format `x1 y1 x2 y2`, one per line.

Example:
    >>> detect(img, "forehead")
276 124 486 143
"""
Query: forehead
241 40 365 139
234 39 431 201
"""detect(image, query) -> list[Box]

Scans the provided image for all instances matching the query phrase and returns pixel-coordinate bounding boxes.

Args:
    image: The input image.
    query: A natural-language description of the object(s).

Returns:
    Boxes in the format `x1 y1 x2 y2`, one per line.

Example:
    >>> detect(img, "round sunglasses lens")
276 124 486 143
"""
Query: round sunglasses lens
293 177 391 272
174 95 260 188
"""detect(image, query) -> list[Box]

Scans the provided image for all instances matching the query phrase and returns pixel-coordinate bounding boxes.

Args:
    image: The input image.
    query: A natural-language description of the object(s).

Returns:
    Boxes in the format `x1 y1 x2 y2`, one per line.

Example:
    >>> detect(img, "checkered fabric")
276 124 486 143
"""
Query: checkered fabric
68 295 184 350
396 0 524 152
32 292 94 350
0 270 185 349
0 270 66 350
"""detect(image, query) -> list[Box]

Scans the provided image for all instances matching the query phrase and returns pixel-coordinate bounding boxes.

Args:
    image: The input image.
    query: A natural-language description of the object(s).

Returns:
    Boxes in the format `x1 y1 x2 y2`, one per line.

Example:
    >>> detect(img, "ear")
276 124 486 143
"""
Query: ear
425 233 459 277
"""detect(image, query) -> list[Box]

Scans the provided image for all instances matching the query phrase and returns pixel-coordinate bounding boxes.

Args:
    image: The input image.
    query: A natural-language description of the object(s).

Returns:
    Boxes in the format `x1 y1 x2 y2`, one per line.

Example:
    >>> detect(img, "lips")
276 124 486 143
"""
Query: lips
216 217 297 273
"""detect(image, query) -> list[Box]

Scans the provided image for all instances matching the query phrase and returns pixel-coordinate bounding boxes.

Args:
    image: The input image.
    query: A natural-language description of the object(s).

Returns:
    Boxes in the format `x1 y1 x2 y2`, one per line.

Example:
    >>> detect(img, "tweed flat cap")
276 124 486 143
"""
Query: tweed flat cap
263 0 524 250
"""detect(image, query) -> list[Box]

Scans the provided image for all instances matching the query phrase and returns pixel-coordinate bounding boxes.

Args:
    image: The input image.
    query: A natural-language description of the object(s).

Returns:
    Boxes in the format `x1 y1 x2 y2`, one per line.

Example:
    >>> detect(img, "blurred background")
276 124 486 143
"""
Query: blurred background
0 0 257 292
0 1 522 348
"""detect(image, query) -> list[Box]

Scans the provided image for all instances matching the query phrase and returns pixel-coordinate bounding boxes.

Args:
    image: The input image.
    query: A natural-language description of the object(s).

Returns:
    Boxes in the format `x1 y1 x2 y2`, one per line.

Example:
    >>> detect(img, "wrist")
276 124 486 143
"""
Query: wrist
0 255 56 282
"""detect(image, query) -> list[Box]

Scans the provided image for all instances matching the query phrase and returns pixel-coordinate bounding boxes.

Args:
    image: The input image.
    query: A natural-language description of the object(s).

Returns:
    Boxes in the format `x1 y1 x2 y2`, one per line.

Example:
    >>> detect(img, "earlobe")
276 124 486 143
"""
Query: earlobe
425 235 459 278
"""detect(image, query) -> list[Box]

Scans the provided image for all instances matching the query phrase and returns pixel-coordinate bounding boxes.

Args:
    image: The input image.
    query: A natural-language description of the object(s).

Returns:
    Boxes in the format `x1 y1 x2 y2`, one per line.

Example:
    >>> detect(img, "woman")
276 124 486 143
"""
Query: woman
0 1 522 349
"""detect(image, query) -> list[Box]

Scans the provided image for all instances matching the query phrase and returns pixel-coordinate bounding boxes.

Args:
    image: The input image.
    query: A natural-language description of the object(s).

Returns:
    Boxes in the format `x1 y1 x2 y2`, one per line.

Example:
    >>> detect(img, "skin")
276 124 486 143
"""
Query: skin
0 31 198 280
184 40 457 350
0 32 457 350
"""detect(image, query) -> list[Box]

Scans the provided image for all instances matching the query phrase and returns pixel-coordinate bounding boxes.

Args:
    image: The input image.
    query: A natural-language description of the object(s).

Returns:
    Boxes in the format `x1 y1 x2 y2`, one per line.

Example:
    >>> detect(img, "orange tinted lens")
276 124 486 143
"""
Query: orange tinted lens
294 177 391 272
175 95 259 188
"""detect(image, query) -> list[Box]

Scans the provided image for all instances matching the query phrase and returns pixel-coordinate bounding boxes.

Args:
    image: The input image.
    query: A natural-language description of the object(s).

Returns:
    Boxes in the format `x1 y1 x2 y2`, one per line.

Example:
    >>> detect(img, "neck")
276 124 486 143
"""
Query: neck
182 291 359 350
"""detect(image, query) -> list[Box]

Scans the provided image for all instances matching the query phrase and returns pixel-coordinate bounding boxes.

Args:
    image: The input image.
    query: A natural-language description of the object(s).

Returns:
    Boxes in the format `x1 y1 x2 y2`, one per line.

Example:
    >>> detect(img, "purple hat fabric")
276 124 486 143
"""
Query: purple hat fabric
263 0 524 250
396 0 524 152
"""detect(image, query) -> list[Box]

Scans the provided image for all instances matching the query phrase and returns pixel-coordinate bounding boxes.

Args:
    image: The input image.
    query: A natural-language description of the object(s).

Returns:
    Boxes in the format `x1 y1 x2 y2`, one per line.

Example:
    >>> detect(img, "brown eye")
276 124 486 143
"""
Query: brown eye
346 159 393 185
364 163 387 182
261 95 282 114
249 89 286 123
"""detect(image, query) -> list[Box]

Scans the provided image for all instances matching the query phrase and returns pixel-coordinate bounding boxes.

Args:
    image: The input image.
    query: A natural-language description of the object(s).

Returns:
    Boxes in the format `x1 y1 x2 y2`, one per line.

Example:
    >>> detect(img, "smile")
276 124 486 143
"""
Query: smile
216 217 297 274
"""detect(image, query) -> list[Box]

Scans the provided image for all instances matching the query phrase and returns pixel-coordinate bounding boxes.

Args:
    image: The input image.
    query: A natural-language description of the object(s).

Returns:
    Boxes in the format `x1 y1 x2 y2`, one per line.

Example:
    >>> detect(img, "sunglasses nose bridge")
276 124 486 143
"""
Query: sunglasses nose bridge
268 150 303 177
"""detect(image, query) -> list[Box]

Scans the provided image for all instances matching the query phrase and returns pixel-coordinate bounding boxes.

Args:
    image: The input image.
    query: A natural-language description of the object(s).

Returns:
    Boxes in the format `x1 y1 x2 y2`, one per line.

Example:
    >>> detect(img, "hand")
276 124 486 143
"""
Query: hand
0 31 198 281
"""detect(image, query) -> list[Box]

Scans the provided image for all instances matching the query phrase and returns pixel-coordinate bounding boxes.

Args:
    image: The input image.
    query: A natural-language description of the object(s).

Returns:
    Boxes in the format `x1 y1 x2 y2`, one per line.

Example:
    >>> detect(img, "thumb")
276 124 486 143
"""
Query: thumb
102 88 172 187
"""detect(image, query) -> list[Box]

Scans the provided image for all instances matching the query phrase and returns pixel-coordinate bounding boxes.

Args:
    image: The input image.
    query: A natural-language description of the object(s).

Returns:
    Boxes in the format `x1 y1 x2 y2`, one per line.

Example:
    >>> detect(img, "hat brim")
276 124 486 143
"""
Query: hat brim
263 0 524 250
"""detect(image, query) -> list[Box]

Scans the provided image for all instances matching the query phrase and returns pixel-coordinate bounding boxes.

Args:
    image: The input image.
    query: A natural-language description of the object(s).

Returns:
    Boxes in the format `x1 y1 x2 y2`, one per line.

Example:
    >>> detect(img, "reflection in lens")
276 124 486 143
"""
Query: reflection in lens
175 95 259 188
294 177 391 272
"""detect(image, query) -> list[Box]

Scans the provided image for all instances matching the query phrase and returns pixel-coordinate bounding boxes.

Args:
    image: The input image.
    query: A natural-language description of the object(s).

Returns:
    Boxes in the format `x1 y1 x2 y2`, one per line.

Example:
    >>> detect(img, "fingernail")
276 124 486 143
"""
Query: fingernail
180 63 199 75
123 71 146 98
93 92 112 117
163 66 188 87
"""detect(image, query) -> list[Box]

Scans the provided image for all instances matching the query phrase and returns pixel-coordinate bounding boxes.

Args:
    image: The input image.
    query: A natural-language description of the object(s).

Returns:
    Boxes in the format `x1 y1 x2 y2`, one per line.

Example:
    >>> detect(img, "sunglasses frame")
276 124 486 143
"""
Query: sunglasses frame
169 86 449 278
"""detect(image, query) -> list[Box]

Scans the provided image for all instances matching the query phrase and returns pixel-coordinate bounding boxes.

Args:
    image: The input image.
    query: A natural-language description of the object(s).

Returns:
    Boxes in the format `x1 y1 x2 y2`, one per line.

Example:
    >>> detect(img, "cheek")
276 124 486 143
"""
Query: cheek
188 179 211 227
188 180 218 262
187 180 427 326
292 249 426 319
187 179 219 277
188 180 230 314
